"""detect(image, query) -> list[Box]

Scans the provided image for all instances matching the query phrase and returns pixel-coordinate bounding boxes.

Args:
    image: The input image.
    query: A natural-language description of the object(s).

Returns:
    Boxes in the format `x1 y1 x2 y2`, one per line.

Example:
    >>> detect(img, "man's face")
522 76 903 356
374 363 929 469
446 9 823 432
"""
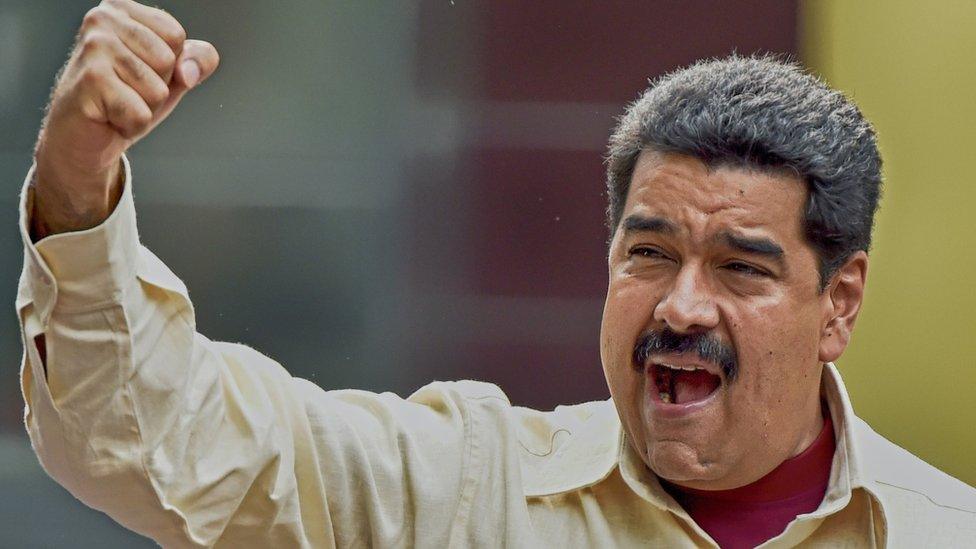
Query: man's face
600 150 840 490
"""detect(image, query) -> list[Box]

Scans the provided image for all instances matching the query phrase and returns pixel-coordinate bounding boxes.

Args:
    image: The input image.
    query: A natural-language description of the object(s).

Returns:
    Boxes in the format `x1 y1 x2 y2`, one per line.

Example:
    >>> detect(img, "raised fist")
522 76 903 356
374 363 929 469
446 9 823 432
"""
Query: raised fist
31 0 219 239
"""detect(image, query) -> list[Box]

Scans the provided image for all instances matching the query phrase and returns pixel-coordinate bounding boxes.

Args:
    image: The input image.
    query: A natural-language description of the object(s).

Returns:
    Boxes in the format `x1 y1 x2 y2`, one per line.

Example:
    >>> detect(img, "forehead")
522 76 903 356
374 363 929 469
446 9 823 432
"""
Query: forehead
621 150 808 242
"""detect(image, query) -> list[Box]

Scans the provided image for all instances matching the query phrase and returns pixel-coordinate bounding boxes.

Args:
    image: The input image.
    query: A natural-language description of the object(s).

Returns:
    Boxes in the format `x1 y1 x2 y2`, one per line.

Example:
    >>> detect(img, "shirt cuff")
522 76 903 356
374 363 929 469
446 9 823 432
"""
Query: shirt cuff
18 155 139 323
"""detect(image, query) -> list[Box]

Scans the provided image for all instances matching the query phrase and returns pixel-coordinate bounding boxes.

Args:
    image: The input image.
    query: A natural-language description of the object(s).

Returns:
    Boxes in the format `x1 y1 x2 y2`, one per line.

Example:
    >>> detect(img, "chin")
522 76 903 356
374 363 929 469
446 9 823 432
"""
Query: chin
646 439 720 484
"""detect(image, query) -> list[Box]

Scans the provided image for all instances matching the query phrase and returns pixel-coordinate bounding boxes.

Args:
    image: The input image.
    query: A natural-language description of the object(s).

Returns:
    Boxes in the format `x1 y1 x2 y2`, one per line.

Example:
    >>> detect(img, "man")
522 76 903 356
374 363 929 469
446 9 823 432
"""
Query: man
16 0 975 547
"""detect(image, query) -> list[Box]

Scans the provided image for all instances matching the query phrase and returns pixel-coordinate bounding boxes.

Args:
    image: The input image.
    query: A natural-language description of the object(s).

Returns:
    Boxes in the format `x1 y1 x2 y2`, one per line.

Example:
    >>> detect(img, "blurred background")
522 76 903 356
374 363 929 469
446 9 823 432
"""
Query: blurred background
0 0 973 546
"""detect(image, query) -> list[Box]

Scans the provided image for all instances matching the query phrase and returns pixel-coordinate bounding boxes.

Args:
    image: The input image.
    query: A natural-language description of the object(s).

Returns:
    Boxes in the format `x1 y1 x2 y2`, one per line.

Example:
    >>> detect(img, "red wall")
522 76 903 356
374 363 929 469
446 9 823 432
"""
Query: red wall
408 1 799 409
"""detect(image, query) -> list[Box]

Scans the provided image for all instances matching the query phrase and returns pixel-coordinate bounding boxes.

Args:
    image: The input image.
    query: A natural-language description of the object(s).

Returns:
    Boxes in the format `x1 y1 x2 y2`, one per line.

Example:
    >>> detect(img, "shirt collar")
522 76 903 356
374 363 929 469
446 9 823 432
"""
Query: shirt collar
608 365 860 510
522 362 976 542
829 364 976 516
807 363 861 515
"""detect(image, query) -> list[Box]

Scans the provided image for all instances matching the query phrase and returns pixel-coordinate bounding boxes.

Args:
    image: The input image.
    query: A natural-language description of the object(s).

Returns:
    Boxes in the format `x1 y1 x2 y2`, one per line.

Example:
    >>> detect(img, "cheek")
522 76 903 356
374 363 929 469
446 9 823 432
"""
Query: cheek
601 278 659 363
601 278 660 423
731 298 824 404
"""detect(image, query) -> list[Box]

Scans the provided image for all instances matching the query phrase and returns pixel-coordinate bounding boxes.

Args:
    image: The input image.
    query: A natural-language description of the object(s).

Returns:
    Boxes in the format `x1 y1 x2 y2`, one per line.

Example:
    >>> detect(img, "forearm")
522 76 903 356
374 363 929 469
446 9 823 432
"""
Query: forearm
14 2 486 546
29 151 124 241
18 161 317 547
17 157 496 547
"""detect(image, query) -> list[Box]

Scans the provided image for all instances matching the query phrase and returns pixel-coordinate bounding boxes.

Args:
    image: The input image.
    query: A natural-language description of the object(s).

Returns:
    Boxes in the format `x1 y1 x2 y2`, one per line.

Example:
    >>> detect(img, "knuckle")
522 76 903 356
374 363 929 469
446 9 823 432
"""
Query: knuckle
156 14 187 48
80 29 110 52
131 108 152 129
82 7 107 28
79 67 106 86
146 47 176 76
116 51 139 76
111 100 150 134
158 47 176 68
107 99 129 122
172 25 188 45
145 83 169 108
116 18 138 40
165 18 188 45
161 30 185 52
133 29 159 56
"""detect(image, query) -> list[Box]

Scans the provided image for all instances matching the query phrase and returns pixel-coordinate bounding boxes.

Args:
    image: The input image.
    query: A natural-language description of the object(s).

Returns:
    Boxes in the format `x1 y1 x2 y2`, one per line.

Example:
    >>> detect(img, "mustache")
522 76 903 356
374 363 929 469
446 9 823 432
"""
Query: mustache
633 328 739 382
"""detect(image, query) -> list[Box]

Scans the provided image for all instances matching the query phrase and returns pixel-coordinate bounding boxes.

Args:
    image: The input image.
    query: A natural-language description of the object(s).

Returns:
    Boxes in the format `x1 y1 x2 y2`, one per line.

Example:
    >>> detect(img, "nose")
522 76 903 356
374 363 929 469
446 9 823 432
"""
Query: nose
653 262 719 333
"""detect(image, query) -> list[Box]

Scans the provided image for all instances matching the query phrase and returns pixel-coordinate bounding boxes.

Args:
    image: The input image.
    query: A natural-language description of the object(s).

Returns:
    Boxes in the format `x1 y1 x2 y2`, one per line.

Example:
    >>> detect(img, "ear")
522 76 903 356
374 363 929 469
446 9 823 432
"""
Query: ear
819 251 868 363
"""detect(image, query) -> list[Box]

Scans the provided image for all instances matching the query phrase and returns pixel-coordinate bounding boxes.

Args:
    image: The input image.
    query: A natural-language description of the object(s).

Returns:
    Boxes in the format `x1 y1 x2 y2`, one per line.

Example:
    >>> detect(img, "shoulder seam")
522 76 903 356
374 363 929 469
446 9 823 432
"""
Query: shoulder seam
466 394 508 402
519 428 571 457
875 480 976 515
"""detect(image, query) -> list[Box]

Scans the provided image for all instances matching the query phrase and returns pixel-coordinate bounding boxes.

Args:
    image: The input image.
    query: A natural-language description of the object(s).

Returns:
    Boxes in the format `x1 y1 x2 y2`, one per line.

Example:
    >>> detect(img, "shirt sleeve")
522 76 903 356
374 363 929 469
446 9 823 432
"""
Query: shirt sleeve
14 157 509 548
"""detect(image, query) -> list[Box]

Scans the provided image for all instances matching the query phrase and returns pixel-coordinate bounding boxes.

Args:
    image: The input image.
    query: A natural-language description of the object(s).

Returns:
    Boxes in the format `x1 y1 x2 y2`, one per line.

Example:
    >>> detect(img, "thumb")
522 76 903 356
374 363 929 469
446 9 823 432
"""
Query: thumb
145 39 220 135
174 39 220 89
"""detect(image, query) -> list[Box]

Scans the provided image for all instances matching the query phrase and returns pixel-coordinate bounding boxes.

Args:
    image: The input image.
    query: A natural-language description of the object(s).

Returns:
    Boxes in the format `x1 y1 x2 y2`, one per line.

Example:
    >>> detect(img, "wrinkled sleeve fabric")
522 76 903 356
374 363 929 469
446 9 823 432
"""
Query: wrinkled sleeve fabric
15 158 511 548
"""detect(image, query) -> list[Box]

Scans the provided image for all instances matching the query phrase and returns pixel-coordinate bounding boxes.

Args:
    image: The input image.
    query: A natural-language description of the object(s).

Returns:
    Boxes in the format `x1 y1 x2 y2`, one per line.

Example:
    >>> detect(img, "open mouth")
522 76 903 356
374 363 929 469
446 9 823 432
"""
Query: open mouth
651 363 722 405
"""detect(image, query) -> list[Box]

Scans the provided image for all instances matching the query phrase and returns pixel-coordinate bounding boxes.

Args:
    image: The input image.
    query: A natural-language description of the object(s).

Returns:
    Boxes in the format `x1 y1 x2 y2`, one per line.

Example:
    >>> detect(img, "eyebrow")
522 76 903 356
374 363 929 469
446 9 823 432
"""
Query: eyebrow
720 231 785 264
621 215 786 268
621 214 677 234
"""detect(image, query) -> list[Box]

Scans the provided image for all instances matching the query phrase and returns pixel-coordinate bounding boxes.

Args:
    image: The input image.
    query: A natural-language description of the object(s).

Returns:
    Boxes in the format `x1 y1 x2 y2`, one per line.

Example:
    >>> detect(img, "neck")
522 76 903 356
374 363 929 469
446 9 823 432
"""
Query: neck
671 391 828 491
789 402 825 459
659 413 836 548
664 404 834 497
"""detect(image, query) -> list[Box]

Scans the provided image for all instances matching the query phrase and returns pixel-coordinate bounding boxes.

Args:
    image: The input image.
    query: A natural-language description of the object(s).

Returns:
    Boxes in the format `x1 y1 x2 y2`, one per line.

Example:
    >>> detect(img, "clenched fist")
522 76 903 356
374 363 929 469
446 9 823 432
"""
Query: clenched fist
31 0 218 240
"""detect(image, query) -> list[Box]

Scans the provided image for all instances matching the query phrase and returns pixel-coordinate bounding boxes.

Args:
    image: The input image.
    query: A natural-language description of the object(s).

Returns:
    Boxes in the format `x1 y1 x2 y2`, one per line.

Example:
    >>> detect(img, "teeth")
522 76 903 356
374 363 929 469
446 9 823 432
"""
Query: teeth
661 363 705 372
660 392 672 403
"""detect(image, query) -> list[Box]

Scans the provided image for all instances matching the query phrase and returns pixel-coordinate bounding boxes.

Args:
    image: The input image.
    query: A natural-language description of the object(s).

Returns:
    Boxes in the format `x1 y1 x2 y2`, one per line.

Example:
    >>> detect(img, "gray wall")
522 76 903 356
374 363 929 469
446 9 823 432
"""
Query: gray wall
3 2 427 545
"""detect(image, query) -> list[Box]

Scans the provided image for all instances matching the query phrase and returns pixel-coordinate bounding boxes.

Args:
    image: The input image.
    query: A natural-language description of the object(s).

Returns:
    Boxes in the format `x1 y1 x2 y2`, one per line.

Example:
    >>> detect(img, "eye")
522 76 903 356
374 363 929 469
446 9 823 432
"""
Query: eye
723 261 768 277
628 246 671 260
627 246 664 257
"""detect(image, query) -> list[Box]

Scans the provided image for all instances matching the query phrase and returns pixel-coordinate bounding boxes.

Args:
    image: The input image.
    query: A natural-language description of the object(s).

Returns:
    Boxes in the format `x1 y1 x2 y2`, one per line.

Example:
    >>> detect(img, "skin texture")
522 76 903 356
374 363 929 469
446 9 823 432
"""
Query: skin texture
31 0 219 241
600 150 867 490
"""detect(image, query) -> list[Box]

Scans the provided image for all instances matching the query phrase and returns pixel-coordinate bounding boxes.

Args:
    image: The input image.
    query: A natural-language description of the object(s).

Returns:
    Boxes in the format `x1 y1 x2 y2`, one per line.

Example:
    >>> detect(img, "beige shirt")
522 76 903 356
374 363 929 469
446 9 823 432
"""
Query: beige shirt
16 159 976 548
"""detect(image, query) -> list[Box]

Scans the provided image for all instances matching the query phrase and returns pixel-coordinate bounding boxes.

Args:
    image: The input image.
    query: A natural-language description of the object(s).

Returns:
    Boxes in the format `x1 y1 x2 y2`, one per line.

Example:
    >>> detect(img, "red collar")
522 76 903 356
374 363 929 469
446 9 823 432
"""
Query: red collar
660 411 836 548
663 412 835 503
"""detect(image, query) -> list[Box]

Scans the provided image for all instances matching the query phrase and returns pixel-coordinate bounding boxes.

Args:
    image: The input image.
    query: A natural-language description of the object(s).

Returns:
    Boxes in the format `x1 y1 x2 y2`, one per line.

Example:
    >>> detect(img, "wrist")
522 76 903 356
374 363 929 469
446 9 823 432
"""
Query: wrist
30 155 124 241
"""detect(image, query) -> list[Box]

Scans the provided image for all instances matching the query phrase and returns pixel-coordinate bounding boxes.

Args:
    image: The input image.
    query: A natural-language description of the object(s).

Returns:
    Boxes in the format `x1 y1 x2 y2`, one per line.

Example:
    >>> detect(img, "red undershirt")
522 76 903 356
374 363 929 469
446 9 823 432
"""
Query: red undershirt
660 411 836 549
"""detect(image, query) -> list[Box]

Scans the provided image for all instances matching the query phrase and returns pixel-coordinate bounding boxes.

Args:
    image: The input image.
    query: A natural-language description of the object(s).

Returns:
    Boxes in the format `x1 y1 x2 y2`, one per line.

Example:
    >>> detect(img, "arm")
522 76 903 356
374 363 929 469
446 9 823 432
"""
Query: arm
19 1 493 546
30 0 213 241
18 169 478 545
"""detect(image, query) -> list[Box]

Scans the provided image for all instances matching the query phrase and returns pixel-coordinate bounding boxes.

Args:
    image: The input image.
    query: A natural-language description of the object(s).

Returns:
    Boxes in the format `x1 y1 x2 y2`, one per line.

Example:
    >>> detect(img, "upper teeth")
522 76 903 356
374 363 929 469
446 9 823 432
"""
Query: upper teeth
661 363 704 372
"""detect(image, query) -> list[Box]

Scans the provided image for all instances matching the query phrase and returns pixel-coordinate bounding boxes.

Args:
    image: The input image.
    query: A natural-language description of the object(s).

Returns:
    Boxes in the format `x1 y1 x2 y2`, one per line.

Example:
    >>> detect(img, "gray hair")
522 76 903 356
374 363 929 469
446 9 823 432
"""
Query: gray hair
605 54 882 290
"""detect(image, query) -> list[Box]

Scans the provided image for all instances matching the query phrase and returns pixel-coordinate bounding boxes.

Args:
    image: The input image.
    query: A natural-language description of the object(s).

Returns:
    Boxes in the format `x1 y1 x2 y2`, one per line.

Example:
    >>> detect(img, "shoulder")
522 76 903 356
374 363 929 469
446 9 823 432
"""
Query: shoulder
511 399 622 497
405 380 518 431
408 379 612 435
411 382 623 498
851 416 976 537
409 379 513 406
508 400 610 454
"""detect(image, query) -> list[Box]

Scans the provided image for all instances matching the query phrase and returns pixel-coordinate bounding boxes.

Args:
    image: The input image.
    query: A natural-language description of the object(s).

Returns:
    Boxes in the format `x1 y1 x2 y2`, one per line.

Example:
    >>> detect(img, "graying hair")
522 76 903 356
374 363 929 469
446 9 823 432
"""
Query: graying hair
605 54 882 290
